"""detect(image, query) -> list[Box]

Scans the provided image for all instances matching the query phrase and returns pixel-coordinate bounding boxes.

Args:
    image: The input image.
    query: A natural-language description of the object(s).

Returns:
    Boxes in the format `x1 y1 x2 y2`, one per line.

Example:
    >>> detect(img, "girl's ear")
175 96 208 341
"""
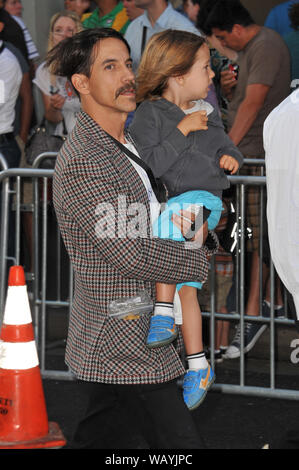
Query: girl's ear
174 75 186 87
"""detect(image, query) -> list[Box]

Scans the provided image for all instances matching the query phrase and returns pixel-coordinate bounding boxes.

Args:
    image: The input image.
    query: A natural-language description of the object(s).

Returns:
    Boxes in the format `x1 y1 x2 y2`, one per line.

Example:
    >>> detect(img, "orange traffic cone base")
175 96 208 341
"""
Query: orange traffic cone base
0 422 66 449
0 266 67 449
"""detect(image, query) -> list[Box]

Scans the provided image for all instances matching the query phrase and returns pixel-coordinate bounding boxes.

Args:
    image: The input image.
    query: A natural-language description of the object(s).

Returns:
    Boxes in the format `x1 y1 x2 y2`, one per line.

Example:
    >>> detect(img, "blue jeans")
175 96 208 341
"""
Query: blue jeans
0 138 21 169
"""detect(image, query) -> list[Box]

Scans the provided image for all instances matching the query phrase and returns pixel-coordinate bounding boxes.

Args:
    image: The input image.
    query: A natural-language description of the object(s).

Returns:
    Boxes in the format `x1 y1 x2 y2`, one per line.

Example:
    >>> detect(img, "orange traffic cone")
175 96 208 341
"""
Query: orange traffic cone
0 266 66 449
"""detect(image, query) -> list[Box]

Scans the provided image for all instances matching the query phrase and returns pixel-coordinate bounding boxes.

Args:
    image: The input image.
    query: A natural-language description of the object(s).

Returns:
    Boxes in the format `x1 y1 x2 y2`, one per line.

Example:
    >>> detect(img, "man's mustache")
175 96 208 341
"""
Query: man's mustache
115 82 137 99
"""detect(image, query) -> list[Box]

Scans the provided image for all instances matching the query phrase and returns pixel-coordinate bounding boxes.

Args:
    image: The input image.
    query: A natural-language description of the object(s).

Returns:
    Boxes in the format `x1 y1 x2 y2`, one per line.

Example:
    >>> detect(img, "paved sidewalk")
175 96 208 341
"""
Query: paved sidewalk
43 371 299 450
40 312 299 450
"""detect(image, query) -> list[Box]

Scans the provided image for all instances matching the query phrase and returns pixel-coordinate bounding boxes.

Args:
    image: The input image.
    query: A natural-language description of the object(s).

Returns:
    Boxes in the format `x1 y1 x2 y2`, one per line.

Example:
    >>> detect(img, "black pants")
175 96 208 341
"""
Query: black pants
71 380 205 449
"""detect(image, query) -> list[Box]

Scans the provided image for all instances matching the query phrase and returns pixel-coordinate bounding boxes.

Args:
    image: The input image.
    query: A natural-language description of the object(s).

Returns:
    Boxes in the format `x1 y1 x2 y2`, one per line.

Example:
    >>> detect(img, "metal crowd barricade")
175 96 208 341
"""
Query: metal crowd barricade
31 153 74 380
206 160 299 400
0 154 298 398
0 152 75 380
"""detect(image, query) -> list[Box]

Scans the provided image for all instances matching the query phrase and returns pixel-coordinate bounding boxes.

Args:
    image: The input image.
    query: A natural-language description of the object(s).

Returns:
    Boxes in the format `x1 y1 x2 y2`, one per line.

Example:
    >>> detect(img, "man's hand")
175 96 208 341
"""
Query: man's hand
220 70 237 99
219 154 239 174
177 110 208 136
172 210 208 247
50 93 65 111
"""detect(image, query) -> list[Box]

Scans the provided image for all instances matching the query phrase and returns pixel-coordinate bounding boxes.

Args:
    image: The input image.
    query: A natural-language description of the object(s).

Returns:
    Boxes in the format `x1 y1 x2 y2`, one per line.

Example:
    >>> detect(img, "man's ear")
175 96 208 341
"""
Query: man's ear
71 74 90 96
231 24 243 37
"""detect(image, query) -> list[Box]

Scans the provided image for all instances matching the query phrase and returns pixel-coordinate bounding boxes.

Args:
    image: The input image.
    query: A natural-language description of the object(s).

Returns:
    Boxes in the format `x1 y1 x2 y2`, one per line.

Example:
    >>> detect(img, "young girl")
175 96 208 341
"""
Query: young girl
130 30 243 410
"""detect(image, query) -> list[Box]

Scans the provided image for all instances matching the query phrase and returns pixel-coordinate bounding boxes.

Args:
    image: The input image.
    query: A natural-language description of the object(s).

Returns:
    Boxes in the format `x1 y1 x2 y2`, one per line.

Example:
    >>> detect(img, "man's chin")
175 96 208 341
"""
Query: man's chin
123 98 137 113
116 95 136 111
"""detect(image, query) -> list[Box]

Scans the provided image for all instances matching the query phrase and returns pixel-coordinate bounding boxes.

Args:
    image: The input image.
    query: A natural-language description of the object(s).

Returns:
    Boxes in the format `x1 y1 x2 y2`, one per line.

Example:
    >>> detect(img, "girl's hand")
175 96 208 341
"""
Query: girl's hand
50 93 65 111
177 110 208 136
219 155 239 174
172 210 208 247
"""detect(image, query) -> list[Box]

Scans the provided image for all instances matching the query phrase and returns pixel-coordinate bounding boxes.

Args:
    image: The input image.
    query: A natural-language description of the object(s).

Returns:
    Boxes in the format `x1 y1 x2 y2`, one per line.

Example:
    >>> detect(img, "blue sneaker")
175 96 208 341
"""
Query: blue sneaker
183 365 215 410
146 315 178 348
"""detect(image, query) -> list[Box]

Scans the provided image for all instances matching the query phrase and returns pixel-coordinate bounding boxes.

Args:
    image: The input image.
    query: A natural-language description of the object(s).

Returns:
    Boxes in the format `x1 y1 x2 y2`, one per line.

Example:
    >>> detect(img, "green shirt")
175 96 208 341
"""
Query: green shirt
83 2 130 34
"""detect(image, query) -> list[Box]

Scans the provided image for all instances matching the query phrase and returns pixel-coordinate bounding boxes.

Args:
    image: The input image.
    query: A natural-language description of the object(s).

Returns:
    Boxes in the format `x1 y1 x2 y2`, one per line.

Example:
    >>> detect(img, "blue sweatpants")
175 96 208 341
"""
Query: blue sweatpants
153 190 223 291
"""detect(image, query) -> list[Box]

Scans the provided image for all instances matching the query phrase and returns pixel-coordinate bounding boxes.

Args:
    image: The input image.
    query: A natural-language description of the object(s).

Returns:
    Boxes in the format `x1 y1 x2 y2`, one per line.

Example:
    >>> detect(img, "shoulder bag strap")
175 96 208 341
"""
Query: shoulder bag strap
141 26 147 55
108 133 165 203
61 117 68 136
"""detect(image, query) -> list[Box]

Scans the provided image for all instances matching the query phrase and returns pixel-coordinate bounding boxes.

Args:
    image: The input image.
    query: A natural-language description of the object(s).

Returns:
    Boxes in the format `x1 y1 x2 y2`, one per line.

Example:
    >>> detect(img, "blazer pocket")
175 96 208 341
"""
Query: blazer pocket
100 315 162 376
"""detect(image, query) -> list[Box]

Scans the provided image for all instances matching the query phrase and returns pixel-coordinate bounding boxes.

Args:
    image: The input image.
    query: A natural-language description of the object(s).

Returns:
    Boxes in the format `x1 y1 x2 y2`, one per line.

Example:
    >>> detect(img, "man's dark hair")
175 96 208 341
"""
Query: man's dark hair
196 0 223 36
46 28 130 96
189 0 204 7
205 0 254 33
289 2 299 31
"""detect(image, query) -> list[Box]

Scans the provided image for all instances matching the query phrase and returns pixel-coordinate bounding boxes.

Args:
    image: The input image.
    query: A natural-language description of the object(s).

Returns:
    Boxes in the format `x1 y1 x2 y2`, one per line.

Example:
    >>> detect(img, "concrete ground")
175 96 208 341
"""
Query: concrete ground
43 376 299 450
41 314 299 450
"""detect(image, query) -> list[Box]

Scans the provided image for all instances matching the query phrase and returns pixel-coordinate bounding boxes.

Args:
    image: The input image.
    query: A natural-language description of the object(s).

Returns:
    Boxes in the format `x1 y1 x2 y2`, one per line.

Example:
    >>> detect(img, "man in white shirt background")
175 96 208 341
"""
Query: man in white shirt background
0 39 23 260
264 89 299 450
0 40 22 168
264 89 299 335
124 0 200 72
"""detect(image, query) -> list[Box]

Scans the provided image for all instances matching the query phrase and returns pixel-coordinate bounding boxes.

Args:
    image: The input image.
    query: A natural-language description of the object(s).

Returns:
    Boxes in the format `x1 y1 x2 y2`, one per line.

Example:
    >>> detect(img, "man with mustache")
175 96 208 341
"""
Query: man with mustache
46 28 218 449
115 80 136 98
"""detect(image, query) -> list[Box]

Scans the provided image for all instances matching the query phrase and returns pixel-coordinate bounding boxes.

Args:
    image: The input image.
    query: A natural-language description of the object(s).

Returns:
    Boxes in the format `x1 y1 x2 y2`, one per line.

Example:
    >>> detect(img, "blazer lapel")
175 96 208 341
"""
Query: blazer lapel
77 111 149 206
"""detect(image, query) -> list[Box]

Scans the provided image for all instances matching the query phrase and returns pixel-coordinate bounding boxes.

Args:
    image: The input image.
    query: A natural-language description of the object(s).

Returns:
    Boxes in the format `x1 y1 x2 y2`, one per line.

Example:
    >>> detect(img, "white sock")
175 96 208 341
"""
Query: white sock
154 302 174 317
187 351 209 370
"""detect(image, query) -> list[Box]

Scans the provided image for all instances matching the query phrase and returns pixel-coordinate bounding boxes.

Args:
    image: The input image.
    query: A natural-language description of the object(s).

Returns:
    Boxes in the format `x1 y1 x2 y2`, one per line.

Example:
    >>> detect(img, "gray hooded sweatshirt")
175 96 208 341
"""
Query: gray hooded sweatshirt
129 98 243 199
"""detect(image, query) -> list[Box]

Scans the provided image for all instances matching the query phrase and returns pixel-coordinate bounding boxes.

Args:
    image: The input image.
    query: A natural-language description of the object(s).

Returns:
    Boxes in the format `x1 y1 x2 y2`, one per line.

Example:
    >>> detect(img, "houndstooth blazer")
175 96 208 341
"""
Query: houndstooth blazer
53 111 217 384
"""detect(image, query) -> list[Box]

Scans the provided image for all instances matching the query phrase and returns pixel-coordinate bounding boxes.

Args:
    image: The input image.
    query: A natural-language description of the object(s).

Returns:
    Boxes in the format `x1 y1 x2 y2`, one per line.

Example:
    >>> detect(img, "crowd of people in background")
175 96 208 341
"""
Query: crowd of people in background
1 0 299 362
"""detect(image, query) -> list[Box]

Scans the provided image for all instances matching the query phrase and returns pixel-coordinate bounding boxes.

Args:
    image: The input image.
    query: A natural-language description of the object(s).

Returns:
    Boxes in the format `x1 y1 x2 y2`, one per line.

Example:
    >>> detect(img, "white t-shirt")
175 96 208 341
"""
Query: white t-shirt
264 90 299 320
183 100 214 116
0 43 22 134
12 16 39 61
33 61 81 135
124 141 160 224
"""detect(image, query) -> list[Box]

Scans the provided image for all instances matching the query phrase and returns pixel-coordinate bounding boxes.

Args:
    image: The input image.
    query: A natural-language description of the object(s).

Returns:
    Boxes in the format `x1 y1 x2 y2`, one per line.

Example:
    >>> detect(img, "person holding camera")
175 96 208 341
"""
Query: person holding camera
206 0 291 359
